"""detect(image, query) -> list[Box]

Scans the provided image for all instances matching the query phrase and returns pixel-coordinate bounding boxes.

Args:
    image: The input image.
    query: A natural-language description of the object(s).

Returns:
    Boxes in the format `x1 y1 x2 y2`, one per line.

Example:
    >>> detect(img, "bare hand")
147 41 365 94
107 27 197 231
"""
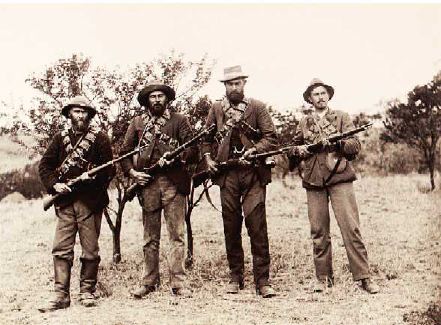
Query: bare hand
129 169 153 186
204 154 218 175
242 147 257 160
238 157 252 166
290 145 311 158
320 138 331 149
78 172 93 181
158 152 173 168
53 183 72 194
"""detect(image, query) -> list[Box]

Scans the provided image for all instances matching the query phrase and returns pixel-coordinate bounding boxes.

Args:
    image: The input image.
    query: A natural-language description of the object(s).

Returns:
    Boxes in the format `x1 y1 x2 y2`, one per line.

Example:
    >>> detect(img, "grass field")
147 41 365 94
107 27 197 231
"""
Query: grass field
0 174 439 325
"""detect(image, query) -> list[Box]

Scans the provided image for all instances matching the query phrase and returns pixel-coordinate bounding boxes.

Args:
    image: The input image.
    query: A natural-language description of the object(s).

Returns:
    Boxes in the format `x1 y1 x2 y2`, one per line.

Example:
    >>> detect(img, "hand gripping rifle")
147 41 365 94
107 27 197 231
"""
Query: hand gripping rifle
43 144 150 211
124 124 216 202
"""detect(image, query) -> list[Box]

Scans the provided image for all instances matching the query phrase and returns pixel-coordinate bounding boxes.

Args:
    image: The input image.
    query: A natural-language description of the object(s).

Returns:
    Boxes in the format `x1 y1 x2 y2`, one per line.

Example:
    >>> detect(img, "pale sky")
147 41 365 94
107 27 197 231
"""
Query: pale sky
0 3 440 117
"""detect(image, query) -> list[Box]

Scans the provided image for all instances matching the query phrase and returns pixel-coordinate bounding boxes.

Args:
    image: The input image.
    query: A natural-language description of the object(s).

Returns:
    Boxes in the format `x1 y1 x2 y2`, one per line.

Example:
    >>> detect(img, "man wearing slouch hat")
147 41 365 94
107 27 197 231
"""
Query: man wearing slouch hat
120 81 196 298
38 96 115 312
289 78 380 294
201 66 278 298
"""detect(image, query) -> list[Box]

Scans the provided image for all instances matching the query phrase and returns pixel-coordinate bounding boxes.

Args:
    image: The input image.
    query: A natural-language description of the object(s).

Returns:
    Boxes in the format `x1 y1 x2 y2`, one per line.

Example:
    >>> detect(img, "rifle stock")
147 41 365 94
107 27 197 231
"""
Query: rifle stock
43 144 149 211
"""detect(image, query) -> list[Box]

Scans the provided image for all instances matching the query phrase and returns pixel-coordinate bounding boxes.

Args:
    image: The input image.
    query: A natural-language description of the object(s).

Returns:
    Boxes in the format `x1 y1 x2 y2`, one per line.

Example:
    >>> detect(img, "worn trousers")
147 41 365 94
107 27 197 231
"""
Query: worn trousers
139 175 186 289
306 181 370 281
52 200 102 263
220 168 270 288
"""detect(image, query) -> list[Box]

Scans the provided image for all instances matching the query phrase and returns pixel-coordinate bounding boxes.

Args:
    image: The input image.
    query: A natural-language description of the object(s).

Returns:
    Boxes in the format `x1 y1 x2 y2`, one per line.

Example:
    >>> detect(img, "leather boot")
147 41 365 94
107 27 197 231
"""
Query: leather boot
225 280 244 294
256 285 277 298
38 257 71 313
79 258 100 307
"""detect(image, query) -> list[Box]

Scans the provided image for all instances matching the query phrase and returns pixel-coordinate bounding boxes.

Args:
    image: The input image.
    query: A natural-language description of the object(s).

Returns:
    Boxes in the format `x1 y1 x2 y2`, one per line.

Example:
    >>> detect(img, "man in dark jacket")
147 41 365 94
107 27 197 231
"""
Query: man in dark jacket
120 82 195 298
289 78 379 294
201 66 278 298
38 96 115 312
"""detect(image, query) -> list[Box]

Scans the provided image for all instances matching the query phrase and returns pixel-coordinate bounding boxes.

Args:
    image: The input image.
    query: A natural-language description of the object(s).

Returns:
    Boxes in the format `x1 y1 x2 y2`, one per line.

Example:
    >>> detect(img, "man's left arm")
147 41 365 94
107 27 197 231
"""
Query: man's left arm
252 104 278 153
338 112 361 156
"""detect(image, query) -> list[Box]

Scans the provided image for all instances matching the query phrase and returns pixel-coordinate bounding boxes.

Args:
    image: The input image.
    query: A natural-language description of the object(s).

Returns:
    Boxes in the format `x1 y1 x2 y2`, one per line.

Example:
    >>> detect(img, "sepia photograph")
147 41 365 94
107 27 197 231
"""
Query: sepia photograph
0 2 440 324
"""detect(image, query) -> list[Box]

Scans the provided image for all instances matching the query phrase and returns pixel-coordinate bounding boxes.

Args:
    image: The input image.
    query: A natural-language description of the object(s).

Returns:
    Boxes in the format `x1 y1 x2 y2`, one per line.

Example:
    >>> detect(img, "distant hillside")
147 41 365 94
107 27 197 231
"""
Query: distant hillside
0 135 37 173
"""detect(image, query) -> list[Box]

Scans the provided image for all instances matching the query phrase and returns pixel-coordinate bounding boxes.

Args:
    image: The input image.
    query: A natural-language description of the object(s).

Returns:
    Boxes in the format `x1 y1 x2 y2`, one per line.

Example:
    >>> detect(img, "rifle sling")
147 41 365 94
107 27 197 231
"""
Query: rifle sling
324 155 343 184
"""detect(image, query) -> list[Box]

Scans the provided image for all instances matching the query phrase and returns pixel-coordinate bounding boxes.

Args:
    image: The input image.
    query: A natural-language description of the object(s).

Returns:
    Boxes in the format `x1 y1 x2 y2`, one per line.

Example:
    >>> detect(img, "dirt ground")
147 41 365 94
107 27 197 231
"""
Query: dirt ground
0 174 439 325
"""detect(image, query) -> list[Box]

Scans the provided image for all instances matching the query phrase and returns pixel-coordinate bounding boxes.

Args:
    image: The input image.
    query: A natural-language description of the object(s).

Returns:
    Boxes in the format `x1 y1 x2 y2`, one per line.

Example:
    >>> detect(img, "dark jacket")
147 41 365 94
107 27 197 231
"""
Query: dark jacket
119 112 196 195
291 109 360 189
201 98 278 187
38 130 115 211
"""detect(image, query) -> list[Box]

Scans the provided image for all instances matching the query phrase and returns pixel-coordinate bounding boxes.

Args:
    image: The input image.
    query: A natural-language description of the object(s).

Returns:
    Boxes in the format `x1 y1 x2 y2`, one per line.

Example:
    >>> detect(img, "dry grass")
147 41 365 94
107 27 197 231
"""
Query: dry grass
0 174 439 325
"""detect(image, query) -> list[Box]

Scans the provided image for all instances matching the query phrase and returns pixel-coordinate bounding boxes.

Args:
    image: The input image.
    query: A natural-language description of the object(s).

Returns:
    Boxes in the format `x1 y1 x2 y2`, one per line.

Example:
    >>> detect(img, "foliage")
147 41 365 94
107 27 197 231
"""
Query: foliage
15 51 215 262
268 106 299 145
382 71 441 189
354 127 421 175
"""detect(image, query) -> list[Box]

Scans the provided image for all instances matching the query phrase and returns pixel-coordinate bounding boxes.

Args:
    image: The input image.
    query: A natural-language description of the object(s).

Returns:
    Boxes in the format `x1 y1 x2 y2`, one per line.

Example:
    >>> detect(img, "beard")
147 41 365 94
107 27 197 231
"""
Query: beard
71 118 89 133
227 90 244 105
149 103 167 116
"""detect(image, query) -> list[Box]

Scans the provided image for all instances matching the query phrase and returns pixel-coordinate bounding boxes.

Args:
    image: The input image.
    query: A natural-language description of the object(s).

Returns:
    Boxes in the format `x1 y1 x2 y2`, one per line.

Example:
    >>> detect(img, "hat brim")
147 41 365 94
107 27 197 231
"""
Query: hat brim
303 83 334 104
137 84 176 107
61 104 97 118
219 75 248 82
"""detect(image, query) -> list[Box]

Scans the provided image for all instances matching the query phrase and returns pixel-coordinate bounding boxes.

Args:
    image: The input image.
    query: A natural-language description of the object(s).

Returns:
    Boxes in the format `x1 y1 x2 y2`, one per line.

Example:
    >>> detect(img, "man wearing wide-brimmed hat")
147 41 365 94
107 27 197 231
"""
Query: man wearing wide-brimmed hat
201 66 278 298
120 81 196 298
38 95 115 312
289 78 379 294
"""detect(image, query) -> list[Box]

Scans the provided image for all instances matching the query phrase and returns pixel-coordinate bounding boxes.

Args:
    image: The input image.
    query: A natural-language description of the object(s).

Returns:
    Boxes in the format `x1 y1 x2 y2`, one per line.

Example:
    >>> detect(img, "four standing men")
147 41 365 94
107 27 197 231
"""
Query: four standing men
289 78 379 294
38 96 115 312
38 71 378 311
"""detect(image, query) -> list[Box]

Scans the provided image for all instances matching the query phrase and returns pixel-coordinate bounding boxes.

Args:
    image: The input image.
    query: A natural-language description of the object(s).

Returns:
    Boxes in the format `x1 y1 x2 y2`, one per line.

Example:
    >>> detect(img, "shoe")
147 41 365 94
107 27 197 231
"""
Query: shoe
79 292 97 307
171 287 193 298
132 285 156 299
225 280 244 294
37 295 70 313
360 278 380 294
312 278 327 292
257 285 276 298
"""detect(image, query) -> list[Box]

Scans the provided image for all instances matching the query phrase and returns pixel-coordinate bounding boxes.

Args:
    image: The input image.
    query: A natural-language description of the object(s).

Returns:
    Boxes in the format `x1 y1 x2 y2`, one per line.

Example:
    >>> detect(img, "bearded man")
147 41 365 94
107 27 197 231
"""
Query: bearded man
120 82 196 298
201 66 278 298
38 96 115 311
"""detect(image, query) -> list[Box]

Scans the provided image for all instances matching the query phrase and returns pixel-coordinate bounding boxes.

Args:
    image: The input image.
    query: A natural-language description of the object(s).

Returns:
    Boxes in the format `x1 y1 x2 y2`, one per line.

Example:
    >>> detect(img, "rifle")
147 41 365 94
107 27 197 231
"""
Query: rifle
124 124 216 201
43 144 150 211
192 122 373 187
294 121 373 155
193 156 276 188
